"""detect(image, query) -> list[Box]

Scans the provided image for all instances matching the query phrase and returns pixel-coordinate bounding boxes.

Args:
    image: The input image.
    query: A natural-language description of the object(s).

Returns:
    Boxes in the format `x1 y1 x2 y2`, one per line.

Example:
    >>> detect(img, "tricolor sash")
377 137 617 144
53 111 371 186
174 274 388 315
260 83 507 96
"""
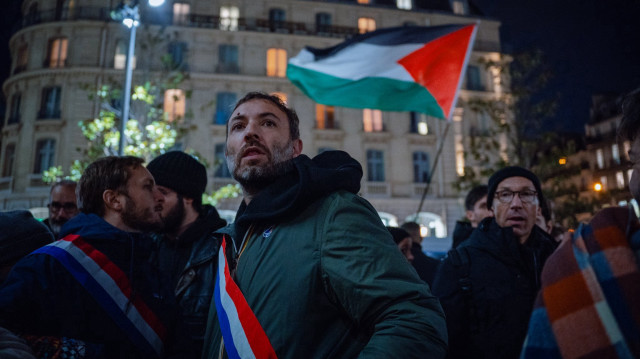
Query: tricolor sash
214 237 278 359
34 234 167 358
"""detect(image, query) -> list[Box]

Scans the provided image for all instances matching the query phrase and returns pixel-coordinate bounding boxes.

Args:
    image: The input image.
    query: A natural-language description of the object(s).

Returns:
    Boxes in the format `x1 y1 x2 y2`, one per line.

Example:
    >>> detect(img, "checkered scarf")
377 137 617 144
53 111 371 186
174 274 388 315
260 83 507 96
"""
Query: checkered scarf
521 206 640 359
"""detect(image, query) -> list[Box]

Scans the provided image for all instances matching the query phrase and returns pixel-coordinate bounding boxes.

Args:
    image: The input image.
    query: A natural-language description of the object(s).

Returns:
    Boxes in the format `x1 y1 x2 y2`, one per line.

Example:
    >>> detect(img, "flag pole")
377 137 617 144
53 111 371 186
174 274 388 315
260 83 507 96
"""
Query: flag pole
414 120 451 220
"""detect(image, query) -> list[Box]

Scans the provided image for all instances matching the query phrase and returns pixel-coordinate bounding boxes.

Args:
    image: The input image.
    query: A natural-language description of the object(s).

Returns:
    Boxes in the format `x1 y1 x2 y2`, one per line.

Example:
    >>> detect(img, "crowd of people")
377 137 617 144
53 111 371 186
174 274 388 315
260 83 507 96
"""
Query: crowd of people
0 89 638 358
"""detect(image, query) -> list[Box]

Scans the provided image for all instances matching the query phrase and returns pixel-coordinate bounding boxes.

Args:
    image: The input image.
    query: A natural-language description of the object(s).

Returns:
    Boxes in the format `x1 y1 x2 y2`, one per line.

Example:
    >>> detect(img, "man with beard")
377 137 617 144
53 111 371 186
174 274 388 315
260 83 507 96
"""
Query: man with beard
147 151 226 358
202 92 447 359
0 156 187 358
43 180 79 238
432 166 558 359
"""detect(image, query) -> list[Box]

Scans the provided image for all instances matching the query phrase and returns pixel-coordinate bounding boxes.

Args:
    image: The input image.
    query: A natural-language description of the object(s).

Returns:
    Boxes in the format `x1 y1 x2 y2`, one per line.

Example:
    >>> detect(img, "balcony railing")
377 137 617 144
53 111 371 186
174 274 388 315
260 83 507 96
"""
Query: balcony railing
14 6 361 39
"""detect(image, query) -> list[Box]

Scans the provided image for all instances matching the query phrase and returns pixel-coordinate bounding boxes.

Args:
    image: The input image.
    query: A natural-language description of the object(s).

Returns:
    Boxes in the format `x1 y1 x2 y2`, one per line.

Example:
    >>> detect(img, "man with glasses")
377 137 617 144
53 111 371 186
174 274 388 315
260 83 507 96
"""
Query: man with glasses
43 180 79 238
432 166 557 359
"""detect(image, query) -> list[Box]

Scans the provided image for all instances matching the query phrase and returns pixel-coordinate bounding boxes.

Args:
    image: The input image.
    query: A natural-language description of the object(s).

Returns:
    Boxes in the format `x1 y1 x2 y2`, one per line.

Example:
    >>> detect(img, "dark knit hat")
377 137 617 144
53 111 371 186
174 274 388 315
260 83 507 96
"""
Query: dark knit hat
487 166 544 208
0 210 54 266
147 151 207 199
386 226 411 244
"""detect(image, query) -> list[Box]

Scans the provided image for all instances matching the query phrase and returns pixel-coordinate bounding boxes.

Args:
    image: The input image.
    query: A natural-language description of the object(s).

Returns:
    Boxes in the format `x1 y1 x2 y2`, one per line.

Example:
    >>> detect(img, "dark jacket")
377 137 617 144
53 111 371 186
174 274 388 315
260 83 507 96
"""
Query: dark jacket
202 151 448 359
410 242 440 286
432 217 558 359
0 213 184 359
151 205 226 358
451 220 473 249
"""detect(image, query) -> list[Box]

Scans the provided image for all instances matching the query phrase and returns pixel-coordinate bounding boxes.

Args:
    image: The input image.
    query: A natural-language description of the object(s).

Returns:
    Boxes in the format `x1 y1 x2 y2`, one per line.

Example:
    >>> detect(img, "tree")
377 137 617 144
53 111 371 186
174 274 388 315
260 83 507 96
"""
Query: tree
42 26 239 203
453 48 559 192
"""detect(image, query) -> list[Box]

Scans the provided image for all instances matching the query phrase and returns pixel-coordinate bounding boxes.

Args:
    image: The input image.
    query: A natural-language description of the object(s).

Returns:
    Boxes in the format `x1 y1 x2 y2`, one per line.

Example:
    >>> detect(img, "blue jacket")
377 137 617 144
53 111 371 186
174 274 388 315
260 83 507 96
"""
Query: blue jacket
0 213 185 358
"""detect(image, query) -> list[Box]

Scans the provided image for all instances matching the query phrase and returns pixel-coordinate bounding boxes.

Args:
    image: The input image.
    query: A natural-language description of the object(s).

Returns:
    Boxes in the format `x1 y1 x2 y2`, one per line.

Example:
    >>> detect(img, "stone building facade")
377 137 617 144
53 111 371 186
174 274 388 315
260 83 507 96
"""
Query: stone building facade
1 0 507 251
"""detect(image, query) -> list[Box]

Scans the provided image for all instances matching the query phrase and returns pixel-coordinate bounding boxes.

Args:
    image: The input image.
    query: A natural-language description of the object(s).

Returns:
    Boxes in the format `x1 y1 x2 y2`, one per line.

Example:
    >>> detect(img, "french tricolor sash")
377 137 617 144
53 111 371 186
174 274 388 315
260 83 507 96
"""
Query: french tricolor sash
214 236 278 359
34 234 167 358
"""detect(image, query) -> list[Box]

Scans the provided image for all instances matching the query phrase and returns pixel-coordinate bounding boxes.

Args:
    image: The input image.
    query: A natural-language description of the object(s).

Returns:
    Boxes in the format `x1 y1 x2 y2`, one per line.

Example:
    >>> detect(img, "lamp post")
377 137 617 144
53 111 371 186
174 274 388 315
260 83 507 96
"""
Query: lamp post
112 0 165 156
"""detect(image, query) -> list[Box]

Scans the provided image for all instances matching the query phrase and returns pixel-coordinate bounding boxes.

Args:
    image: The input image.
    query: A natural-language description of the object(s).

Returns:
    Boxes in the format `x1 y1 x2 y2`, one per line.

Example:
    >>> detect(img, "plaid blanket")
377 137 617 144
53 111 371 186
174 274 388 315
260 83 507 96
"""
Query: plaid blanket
521 206 640 358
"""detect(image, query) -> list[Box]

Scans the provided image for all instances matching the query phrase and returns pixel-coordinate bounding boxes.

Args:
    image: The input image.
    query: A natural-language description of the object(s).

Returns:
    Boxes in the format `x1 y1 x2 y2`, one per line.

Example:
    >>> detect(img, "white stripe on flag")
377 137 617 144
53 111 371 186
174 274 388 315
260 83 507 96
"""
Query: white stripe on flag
54 240 164 356
218 248 256 359
288 43 421 82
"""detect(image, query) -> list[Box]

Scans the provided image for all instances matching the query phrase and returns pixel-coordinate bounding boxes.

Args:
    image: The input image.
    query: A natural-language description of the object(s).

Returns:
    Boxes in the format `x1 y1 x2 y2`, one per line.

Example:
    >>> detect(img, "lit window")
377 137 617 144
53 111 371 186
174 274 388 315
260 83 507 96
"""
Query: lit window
596 148 604 169
366 149 385 182
39 86 61 119
413 152 430 183
624 141 631 160
2 144 15 177
214 92 236 125
8 93 21 124
220 6 239 31
410 112 429 135
616 171 625 189
452 0 466 14
358 17 376 34
214 143 231 178
164 89 185 122
397 0 412 9
363 109 382 132
271 92 287 104
600 176 608 190
173 3 190 25
15 45 28 73
34 139 56 174
316 104 335 129
357 0 370 3
266 48 287 77
114 39 136 70
612 143 620 164
47 37 68 68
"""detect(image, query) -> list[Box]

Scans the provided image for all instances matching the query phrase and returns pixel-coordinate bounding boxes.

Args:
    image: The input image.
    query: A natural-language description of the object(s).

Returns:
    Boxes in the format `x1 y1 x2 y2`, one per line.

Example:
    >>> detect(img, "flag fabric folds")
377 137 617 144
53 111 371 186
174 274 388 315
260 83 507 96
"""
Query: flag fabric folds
286 24 477 120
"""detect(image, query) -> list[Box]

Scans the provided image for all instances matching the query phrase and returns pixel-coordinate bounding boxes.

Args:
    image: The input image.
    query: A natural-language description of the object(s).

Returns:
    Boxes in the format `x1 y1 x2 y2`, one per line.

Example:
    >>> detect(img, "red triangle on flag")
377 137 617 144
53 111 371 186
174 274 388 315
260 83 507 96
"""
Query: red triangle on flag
398 25 475 119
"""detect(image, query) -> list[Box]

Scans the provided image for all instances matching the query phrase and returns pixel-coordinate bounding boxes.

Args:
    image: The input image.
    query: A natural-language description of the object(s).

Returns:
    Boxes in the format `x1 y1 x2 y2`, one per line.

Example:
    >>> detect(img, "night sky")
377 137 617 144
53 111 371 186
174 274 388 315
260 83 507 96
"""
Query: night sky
1 0 639 134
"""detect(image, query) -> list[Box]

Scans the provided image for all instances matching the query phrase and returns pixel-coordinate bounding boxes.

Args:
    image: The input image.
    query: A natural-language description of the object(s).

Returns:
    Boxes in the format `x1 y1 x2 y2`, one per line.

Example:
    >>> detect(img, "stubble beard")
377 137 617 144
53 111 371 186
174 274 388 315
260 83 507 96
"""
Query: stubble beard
161 195 185 235
226 139 295 195
121 197 163 232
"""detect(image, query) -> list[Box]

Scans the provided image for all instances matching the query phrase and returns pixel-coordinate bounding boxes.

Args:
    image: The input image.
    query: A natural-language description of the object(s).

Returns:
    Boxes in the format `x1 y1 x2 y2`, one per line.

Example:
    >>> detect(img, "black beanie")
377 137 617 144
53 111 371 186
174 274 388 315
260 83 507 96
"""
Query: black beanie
147 151 207 199
0 210 54 267
487 166 544 208
386 226 411 244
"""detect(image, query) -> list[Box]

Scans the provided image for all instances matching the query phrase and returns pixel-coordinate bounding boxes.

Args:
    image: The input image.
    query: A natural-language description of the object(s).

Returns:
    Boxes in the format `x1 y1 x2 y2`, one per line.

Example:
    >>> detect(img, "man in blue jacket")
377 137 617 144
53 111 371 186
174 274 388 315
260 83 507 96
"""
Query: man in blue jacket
0 156 186 358
202 92 447 359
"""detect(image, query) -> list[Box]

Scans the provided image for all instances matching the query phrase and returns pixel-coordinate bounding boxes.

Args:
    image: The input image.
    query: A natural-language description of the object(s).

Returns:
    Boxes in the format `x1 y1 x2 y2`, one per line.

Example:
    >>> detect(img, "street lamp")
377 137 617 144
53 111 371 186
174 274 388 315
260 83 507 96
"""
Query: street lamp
111 0 165 156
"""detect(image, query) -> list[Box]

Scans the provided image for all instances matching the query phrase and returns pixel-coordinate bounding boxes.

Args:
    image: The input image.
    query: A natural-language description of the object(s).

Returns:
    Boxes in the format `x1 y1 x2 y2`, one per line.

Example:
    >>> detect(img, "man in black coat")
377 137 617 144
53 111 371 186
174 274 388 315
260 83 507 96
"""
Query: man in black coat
401 221 440 286
432 166 558 359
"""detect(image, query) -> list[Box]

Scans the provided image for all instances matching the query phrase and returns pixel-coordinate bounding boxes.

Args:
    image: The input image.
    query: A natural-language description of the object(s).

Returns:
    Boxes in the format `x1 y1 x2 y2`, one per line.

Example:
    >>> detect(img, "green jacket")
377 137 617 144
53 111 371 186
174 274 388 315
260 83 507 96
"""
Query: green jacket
202 152 447 359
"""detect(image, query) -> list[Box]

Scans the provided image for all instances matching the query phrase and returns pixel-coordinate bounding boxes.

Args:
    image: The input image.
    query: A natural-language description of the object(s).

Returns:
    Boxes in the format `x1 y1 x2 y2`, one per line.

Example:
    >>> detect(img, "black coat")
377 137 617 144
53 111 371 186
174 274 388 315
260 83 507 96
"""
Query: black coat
432 217 558 359
410 242 440 286
0 213 185 358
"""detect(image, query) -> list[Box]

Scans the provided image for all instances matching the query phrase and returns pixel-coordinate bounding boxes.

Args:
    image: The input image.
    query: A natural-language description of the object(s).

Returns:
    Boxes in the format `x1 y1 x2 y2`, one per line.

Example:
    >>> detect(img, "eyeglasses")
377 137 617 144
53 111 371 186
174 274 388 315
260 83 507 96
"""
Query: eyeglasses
495 190 537 204
48 201 78 213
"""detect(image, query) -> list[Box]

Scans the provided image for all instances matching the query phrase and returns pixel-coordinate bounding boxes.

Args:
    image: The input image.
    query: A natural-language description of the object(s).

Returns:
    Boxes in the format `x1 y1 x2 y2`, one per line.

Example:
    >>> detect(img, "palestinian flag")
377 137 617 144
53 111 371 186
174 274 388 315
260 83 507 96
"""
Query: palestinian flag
286 24 477 120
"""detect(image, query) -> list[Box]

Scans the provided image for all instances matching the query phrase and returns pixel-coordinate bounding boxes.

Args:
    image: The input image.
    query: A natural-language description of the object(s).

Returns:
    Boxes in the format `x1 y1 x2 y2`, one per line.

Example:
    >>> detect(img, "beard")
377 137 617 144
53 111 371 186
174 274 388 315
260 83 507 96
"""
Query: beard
161 194 185 235
121 197 163 232
226 138 295 193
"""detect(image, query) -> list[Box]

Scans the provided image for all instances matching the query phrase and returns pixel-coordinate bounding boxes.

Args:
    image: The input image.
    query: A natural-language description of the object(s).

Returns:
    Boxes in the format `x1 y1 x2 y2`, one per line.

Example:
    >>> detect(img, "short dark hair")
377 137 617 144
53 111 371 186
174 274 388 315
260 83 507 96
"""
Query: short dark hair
77 156 145 217
226 92 300 141
50 179 77 195
465 185 489 211
618 87 640 142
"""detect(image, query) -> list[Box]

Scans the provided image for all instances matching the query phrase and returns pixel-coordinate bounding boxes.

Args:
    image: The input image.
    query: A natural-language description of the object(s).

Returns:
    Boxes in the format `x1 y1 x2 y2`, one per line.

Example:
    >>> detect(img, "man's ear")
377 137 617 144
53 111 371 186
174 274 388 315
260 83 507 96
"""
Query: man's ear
465 210 474 222
183 196 194 208
103 189 124 212
292 139 303 158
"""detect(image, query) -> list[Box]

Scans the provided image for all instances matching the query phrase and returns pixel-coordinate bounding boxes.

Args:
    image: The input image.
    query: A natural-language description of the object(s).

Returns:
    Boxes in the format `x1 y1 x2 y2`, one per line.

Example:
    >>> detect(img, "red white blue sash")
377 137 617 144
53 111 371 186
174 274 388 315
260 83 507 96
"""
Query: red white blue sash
34 234 167 358
214 237 278 359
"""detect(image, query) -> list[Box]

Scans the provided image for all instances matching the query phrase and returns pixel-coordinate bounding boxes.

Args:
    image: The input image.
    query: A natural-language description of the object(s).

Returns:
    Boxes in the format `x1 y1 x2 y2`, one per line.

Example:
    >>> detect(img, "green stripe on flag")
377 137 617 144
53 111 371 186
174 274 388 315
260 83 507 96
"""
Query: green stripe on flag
287 65 445 119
